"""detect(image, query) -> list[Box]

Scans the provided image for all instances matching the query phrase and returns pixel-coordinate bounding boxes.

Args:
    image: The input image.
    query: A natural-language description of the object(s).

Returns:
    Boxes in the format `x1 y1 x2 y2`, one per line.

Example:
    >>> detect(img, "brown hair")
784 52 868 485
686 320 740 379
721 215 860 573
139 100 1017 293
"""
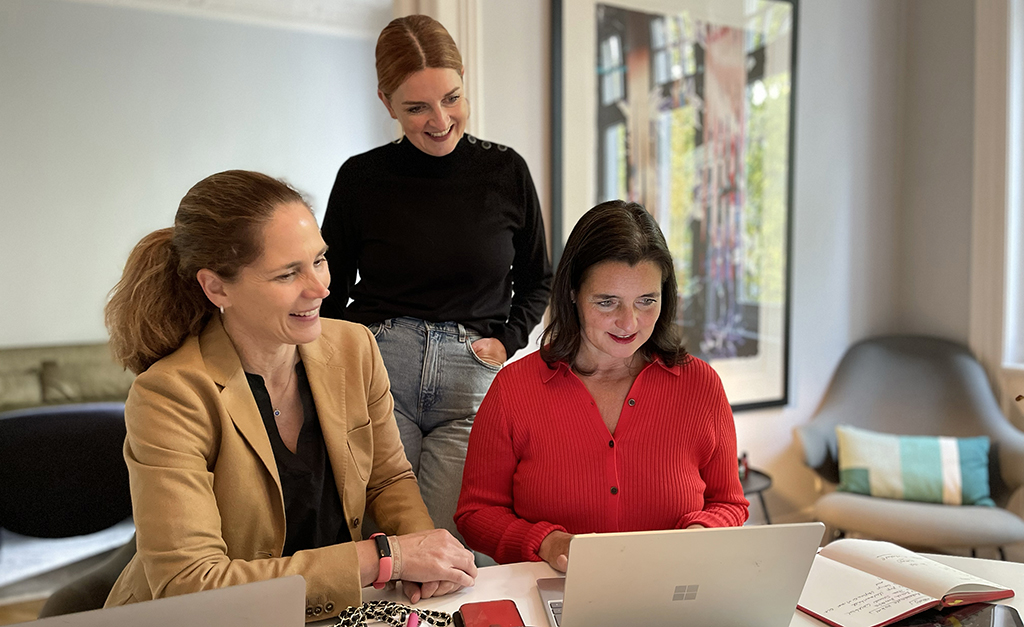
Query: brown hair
541 200 687 373
375 14 463 99
105 170 305 374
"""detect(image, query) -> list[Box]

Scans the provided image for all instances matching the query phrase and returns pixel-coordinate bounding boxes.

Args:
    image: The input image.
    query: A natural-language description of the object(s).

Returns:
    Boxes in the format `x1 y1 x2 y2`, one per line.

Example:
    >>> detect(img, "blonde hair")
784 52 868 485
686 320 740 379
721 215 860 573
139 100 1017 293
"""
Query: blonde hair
376 14 463 98
105 170 305 374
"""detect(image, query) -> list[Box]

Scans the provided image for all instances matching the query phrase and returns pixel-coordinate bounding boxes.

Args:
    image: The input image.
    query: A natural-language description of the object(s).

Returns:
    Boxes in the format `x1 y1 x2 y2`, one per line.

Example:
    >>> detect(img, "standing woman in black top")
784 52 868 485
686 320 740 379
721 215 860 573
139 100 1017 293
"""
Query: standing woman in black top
320 14 552 543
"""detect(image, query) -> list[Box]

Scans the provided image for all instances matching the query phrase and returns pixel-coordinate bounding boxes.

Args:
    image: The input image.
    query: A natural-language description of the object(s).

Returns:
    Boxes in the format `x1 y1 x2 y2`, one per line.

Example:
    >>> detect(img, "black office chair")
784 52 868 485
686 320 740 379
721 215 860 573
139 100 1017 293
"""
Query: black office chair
0 402 134 615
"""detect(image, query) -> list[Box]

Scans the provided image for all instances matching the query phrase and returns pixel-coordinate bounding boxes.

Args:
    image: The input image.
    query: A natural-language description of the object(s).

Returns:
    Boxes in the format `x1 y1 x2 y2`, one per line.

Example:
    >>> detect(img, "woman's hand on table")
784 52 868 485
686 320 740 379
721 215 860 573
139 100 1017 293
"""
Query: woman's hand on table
470 338 507 366
538 530 573 573
393 529 477 602
400 579 463 603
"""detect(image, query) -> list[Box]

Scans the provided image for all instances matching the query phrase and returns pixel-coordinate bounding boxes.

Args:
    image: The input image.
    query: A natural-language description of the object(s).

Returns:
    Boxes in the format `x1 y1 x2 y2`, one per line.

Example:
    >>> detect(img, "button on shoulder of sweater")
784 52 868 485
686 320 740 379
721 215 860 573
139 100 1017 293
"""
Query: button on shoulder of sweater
628 398 636 406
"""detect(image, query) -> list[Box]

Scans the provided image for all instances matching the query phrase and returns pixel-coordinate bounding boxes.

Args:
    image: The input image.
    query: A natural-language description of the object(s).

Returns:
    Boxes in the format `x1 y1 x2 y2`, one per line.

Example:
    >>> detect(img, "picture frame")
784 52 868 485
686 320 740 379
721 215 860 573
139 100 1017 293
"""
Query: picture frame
551 0 799 409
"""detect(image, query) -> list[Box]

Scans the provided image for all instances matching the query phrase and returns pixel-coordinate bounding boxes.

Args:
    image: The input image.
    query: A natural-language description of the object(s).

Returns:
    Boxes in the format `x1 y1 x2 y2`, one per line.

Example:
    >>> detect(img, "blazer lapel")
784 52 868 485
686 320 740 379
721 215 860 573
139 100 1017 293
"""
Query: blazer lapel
200 316 282 489
299 333 351 505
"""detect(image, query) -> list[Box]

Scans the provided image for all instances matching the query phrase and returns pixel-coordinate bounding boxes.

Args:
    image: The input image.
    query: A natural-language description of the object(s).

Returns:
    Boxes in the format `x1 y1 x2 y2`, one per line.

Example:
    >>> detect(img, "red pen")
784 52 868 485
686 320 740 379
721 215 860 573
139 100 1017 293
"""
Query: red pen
406 610 420 627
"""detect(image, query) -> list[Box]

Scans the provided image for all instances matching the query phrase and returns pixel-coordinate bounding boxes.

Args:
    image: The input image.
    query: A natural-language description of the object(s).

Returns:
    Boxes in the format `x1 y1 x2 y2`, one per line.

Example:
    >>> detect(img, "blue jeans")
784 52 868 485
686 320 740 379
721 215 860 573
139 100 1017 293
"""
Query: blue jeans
368 317 500 543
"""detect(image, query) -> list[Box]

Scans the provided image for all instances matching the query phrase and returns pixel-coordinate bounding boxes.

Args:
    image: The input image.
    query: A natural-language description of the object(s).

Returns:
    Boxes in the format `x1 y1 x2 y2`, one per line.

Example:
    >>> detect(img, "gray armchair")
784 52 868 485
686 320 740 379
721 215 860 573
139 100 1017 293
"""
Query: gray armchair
796 335 1024 557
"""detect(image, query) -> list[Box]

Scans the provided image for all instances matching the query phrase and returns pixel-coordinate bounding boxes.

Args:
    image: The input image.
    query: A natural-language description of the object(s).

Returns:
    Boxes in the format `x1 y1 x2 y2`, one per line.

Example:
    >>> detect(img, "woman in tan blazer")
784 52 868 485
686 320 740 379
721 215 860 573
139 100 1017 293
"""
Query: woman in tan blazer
103 170 475 620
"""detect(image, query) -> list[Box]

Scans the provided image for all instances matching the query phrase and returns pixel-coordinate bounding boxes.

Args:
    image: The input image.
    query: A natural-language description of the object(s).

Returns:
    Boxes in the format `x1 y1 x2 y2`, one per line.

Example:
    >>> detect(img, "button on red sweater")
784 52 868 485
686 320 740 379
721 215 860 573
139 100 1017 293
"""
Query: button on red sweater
454 351 749 564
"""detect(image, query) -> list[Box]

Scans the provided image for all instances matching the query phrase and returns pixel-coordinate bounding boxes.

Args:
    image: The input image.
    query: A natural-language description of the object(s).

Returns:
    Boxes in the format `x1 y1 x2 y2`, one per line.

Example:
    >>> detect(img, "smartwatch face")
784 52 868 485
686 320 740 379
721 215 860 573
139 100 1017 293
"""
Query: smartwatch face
372 533 391 558
895 604 1023 627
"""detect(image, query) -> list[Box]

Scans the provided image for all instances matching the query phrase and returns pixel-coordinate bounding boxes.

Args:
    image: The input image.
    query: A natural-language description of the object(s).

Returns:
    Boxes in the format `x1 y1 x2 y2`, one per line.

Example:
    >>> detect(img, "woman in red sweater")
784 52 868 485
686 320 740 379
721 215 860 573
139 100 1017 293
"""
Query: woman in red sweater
454 200 749 571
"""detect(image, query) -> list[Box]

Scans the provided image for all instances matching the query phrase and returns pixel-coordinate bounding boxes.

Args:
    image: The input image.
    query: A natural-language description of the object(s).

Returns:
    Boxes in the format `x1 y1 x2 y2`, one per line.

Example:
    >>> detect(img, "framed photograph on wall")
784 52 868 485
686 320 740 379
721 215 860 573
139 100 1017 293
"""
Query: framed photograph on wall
551 0 798 409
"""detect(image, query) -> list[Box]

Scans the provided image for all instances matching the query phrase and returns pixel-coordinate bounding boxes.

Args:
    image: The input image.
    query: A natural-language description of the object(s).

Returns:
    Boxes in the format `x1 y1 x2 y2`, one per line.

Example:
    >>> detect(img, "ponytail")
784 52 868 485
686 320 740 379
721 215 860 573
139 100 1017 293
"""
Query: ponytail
105 228 211 374
105 170 305 374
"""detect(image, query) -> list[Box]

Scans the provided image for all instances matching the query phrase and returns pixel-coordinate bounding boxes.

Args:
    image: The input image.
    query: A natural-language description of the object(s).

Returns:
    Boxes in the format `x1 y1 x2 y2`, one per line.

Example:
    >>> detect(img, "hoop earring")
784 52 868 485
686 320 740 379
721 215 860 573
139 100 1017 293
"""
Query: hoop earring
219 306 225 314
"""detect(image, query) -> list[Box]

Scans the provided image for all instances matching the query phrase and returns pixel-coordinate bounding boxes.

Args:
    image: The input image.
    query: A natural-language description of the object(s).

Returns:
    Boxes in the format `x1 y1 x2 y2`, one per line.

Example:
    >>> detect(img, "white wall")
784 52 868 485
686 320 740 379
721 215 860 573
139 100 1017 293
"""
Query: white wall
735 0 908 522
731 0 978 523
481 0 978 524
737 0 977 523
484 0 914 523
479 0 550 243
896 0 975 342
0 0 985 525
0 0 392 348
478 0 550 358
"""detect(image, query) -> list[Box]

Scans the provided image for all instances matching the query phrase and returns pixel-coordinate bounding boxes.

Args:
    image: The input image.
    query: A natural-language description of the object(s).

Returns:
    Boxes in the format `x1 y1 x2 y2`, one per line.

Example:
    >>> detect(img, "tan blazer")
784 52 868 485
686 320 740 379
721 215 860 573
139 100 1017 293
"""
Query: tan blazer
105 316 433 619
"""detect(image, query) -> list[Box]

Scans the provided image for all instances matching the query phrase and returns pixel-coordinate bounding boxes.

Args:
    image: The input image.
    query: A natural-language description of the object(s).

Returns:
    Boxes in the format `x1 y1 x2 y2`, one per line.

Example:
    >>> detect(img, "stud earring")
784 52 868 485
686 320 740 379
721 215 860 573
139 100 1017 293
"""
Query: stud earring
219 305 225 314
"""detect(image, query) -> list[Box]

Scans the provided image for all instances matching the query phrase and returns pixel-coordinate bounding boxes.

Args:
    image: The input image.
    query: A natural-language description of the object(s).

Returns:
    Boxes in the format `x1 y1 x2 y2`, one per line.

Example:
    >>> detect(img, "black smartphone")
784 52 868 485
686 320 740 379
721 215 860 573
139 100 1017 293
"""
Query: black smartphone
896 604 1023 627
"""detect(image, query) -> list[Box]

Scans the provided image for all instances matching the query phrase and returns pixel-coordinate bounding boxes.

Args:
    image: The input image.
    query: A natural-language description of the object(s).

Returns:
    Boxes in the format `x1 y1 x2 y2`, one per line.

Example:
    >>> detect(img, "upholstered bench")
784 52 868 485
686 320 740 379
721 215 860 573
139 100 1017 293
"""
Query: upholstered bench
0 343 134 412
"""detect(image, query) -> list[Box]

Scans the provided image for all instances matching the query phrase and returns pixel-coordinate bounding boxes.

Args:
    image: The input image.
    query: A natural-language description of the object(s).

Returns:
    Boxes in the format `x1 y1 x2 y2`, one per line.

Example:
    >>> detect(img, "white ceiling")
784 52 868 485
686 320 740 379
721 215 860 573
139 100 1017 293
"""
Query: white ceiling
61 0 393 38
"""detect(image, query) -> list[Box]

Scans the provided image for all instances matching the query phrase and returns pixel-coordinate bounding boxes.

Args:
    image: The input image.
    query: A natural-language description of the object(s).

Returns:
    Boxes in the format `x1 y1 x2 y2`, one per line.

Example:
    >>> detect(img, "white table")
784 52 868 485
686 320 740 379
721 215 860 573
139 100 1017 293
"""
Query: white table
328 554 1024 626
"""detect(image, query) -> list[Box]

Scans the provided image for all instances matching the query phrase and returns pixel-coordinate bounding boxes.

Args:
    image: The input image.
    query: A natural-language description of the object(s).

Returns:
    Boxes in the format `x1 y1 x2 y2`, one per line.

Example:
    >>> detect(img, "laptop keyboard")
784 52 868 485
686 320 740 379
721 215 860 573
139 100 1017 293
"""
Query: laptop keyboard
548 600 563 626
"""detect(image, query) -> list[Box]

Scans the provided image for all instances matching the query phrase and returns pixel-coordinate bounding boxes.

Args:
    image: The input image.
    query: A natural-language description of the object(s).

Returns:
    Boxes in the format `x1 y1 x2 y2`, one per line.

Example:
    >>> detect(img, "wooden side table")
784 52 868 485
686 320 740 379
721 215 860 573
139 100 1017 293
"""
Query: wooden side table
740 468 773 524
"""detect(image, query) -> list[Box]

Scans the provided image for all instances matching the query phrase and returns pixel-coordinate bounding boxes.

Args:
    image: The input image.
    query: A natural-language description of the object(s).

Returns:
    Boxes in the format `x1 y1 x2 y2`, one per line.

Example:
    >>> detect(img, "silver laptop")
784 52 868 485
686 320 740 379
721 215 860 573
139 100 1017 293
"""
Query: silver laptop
537 522 824 627
13 575 306 627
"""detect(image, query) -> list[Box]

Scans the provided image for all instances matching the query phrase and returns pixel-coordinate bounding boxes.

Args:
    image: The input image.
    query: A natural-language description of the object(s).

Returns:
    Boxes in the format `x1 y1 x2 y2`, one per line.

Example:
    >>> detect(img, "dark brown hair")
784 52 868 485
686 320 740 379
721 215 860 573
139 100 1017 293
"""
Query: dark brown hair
105 170 305 374
375 14 463 99
540 200 687 372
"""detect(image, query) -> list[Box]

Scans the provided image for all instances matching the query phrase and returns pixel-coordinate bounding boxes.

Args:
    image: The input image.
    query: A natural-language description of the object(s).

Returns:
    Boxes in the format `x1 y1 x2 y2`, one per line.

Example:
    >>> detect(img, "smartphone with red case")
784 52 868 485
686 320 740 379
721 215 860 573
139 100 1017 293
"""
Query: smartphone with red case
458 599 526 627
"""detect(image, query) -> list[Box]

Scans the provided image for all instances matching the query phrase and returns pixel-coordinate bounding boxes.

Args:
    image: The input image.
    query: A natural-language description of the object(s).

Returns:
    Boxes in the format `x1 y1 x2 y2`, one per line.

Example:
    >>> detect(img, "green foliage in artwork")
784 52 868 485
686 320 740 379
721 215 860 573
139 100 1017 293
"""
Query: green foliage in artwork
744 73 790 305
669 105 697 298
614 125 628 199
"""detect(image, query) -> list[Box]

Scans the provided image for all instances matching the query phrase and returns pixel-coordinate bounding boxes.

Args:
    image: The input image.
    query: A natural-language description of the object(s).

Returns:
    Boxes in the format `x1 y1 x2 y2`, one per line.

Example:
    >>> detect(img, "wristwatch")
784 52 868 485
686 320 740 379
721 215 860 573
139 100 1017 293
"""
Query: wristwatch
369 533 393 589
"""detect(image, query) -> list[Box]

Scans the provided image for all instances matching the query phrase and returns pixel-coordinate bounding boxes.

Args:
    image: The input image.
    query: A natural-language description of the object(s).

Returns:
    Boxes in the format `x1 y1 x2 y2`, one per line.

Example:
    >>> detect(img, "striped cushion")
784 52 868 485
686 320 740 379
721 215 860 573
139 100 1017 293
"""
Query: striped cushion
835 425 994 506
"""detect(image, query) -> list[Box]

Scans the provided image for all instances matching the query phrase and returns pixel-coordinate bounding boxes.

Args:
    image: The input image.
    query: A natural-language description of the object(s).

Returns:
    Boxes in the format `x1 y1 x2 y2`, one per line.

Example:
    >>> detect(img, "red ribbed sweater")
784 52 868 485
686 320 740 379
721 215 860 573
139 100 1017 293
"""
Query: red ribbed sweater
454 351 749 564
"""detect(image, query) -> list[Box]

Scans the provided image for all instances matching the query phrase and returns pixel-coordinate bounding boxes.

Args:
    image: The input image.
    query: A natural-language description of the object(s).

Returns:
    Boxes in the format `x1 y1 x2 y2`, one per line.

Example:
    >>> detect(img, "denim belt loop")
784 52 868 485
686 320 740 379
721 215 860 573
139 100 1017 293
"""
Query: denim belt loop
457 323 468 343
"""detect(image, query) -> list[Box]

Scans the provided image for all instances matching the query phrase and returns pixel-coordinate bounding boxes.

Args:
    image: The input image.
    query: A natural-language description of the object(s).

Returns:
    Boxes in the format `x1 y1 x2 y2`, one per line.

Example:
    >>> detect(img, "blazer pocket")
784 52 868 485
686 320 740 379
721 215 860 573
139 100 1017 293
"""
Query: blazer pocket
346 421 373 483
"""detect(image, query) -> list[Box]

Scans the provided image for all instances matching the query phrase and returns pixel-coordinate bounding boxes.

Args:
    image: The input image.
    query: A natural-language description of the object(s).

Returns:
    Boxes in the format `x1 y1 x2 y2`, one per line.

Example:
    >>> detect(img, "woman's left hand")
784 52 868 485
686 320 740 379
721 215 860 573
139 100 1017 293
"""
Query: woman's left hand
538 530 573 572
471 338 507 366
401 580 464 603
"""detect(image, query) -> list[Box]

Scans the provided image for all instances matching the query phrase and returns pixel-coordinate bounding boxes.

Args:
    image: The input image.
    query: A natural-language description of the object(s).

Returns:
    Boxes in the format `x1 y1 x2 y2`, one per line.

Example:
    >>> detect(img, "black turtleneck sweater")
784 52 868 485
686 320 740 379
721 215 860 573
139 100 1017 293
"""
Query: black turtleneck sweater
320 135 552 356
